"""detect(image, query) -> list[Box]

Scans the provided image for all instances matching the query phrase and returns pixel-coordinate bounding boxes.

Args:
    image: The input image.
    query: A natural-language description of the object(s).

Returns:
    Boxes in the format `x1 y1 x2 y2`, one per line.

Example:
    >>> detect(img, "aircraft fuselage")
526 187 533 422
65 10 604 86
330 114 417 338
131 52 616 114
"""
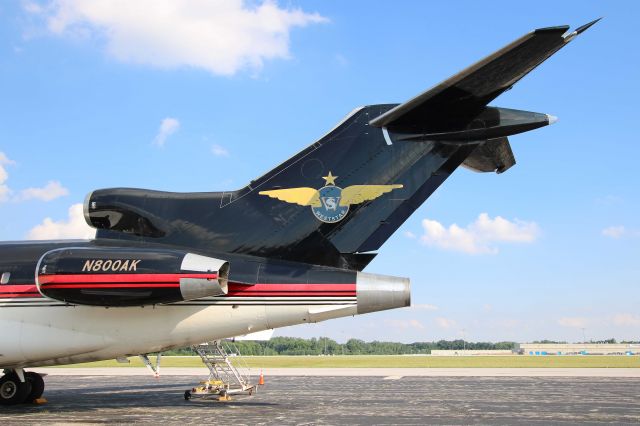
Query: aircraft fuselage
0 240 408 369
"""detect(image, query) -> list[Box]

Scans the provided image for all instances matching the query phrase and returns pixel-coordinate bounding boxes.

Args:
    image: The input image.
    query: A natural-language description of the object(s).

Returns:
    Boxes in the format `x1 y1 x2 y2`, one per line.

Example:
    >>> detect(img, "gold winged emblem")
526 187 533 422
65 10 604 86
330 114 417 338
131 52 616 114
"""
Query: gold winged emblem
259 172 403 223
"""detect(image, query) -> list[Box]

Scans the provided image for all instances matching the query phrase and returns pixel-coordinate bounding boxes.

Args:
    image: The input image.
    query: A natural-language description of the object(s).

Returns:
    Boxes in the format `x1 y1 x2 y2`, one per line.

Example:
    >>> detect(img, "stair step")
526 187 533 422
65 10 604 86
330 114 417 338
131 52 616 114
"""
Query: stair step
192 340 251 388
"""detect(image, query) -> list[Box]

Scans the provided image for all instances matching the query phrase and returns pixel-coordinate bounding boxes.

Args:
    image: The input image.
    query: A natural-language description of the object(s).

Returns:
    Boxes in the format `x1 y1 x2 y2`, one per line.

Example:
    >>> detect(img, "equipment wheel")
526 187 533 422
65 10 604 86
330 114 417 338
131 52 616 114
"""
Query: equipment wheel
184 390 191 400
25 372 45 402
0 373 31 405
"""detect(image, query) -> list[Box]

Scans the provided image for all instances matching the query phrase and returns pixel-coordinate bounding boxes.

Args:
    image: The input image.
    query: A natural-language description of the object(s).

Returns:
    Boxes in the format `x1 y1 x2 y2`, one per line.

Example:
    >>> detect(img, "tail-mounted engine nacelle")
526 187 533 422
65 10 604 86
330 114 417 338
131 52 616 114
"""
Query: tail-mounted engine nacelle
36 247 229 307
83 188 167 238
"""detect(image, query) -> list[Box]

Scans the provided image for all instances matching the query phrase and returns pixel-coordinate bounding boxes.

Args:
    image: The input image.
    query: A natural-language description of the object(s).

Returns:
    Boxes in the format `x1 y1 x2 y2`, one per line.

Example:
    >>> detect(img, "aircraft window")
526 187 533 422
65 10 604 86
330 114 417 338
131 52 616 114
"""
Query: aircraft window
0 272 9 284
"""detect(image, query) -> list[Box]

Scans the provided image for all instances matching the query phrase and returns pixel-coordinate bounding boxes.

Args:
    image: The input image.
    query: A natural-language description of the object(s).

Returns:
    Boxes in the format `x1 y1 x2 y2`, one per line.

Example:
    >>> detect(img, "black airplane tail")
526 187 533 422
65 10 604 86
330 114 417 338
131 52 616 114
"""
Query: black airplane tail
86 20 599 270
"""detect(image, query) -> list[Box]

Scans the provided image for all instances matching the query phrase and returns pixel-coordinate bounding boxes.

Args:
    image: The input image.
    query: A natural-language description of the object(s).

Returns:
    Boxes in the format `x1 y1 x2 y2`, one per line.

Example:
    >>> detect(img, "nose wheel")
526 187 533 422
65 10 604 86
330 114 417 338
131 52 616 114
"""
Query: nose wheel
0 370 45 405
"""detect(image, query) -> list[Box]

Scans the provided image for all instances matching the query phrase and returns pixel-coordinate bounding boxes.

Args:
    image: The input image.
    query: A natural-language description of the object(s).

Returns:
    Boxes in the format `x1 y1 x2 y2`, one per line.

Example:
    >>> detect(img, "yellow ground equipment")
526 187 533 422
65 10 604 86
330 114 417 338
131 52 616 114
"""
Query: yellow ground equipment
184 340 257 402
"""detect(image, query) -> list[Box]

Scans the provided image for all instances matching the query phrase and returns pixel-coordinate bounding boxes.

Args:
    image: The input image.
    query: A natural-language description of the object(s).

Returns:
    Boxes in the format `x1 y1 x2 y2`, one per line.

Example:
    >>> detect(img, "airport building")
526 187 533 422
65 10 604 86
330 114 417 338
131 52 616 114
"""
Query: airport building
429 344 639 356
430 350 514 356
517 343 639 356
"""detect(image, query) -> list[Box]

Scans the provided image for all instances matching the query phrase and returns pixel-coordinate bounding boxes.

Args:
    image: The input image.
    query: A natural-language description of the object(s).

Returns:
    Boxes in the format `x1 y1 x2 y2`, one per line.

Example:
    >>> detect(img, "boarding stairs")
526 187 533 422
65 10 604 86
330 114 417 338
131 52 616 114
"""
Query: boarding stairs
191 340 255 395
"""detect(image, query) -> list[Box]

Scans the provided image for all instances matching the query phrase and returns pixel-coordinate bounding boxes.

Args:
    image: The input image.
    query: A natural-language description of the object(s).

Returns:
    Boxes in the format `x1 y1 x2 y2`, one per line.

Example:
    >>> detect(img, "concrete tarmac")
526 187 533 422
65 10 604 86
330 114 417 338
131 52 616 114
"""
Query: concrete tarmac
36 367 640 378
37 366 640 377
1 374 639 424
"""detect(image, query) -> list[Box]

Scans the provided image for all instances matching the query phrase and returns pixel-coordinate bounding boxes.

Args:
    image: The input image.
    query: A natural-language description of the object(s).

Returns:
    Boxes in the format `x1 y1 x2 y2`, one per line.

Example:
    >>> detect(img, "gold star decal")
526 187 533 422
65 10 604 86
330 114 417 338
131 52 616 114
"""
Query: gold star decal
322 171 338 186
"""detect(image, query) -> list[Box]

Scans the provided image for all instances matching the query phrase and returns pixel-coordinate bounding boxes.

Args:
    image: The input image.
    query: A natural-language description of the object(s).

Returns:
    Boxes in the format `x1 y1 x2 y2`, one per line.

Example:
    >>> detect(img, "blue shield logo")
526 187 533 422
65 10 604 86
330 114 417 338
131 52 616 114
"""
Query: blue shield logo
311 186 349 223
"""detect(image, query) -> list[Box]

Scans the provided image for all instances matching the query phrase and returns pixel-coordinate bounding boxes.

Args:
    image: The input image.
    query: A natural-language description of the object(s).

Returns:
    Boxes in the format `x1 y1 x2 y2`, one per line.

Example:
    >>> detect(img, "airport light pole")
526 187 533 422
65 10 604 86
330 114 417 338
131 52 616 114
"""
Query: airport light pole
462 328 466 351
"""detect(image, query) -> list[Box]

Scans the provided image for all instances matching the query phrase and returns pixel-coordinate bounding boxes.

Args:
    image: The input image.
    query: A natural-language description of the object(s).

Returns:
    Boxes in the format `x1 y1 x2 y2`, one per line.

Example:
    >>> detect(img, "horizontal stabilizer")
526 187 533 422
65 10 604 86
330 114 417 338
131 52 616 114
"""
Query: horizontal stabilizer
462 137 515 174
396 107 554 143
369 19 601 132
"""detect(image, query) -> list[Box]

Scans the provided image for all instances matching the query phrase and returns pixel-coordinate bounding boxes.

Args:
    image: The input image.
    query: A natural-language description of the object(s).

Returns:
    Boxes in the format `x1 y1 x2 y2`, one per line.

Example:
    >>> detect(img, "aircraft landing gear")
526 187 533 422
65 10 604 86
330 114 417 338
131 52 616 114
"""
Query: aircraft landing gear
25 372 45 401
0 372 30 405
0 369 45 405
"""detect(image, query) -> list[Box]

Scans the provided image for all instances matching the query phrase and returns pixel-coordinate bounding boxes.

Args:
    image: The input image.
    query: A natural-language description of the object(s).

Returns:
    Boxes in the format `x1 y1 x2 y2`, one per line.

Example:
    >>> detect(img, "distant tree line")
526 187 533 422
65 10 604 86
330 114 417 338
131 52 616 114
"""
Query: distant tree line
163 337 517 356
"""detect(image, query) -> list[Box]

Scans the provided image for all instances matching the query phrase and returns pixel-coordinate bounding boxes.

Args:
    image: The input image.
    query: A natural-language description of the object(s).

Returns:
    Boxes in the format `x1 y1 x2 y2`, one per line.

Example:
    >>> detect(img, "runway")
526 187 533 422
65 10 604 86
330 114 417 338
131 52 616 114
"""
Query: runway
1 374 639 424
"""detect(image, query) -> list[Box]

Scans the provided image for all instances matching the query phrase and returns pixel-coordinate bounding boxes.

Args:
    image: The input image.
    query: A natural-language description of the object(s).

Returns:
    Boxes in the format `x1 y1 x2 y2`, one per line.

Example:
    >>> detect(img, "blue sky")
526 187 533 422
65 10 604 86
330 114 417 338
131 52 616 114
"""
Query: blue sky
1 1 638 343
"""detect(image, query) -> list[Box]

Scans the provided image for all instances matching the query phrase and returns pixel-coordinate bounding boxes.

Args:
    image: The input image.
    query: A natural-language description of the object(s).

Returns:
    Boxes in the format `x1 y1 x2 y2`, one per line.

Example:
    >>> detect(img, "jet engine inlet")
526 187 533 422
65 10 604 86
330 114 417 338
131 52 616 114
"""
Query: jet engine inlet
356 272 410 314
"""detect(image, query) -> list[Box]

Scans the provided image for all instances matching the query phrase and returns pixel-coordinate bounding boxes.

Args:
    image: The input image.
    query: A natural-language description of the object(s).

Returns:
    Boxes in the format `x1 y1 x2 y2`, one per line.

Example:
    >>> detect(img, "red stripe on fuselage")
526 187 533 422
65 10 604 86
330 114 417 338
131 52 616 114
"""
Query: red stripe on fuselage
38 273 218 285
0 284 38 293
0 292 41 298
0 284 40 298
0 282 356 299
227 283 356 297
42 283 180 289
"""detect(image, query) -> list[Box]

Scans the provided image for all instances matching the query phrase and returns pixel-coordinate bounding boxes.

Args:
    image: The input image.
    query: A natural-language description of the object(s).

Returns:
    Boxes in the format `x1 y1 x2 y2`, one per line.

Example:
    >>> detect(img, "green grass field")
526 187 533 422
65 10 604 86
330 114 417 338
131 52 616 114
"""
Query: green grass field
58 355 640 369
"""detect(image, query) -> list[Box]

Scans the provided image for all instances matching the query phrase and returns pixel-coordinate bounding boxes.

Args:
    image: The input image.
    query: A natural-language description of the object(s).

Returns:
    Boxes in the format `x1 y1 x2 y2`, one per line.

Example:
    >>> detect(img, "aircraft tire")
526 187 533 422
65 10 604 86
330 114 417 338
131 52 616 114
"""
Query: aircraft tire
25 372 45 402
0 373 31 405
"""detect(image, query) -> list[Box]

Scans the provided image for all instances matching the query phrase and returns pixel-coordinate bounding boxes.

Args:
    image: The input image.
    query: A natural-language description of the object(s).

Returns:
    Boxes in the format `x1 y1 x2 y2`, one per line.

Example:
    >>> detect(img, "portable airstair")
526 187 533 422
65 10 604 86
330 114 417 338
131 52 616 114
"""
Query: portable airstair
184 340 258 401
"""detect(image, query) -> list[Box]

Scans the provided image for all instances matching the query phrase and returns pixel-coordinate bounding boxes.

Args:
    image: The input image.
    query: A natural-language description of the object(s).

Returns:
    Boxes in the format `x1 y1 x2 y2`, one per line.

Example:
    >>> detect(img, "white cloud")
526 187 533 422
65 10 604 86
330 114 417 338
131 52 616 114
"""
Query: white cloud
557 317 588 328
153 117 180 147
403 231 416 239
0 152 15 202
602 226 626 239
384 319 425 331
0 186 10 202
31 0 328 76
27 203 95 240
411 304 439 311
211 144 229 157
23 1 45 14
419 213 539 254
612 313 640 327
435 317 457 329
14 180 69 202
0 152 68 203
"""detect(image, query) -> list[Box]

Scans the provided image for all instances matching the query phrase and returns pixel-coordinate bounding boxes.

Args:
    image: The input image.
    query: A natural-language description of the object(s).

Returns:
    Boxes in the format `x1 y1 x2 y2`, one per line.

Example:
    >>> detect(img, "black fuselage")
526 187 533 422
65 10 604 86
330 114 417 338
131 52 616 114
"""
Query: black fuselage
0 240 357 306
